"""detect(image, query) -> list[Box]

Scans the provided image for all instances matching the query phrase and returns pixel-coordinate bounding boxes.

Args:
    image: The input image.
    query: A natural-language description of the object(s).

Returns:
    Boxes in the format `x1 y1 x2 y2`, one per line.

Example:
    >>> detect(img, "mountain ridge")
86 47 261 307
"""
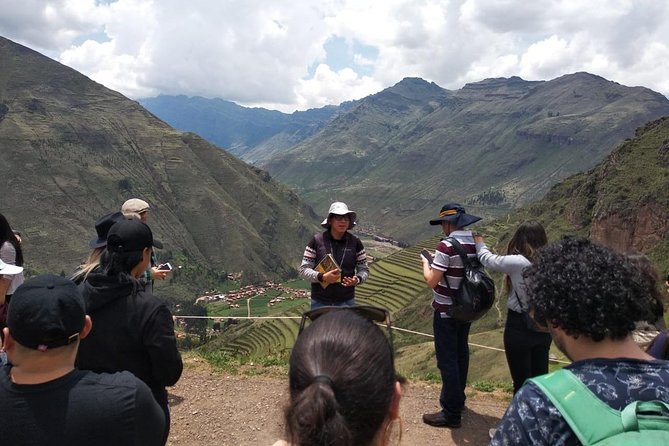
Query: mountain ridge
141 72 669 243
261 72 669 242
0 36 320 287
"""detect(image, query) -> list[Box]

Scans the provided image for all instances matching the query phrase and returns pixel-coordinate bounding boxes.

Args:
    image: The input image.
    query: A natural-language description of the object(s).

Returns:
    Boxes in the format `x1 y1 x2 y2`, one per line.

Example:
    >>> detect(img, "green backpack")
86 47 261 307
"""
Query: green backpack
530 369 669 445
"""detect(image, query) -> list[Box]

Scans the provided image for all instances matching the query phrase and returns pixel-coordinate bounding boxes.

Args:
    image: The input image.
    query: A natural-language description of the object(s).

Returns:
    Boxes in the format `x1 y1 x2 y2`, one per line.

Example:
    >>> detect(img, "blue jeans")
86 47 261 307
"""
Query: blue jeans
433 311 471 418
310 298 355 310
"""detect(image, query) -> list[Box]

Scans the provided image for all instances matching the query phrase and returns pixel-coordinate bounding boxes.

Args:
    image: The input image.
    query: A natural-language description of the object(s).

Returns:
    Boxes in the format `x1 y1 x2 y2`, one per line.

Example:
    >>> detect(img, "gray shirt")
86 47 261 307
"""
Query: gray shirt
475 243 530 313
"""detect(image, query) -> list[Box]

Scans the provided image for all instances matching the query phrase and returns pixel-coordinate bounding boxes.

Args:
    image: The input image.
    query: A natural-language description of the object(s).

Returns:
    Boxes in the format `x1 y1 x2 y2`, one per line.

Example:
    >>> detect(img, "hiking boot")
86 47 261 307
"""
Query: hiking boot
422 411 461 428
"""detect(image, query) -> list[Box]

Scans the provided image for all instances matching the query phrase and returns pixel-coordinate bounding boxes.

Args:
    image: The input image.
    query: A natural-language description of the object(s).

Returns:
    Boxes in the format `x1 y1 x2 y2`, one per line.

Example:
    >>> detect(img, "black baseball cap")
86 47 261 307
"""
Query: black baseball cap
106 219 154 253
7 275 86 351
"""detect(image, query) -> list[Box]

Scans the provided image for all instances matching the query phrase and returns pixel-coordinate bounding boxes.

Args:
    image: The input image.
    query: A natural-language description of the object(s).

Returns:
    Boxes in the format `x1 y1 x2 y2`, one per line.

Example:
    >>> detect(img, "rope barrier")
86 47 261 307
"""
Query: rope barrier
173 315 571 364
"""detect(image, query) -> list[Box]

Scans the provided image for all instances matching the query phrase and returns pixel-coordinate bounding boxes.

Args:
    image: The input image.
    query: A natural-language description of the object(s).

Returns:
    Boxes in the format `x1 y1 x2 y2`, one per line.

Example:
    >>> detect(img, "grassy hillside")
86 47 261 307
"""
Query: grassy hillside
0 36 320 292
199 116 669 386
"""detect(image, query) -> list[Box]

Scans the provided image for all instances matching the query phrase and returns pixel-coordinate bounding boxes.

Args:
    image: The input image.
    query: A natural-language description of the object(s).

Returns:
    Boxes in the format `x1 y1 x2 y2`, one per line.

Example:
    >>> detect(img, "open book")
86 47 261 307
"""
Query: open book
315 254 341 288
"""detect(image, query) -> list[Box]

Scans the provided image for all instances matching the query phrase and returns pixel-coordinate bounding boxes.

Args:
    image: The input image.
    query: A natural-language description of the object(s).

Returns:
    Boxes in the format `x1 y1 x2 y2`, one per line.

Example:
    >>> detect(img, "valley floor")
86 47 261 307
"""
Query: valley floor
167 355 508 446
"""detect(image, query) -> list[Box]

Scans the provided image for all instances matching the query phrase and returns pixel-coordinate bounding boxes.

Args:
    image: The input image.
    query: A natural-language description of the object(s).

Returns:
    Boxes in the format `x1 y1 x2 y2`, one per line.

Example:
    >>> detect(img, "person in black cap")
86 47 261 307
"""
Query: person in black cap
71 211 124 284
420 203 481 429
76 219 182 444
0 274 165 445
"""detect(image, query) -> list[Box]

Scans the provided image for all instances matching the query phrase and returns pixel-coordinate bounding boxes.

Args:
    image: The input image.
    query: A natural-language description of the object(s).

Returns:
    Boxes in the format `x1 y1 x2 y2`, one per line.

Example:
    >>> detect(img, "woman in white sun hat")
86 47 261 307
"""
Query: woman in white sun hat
298 202 369 309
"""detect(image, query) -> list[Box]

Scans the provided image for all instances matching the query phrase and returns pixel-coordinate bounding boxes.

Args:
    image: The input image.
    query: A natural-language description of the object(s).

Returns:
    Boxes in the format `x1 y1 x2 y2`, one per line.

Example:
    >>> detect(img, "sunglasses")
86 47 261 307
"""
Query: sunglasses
330 214 350 221
298 305 394 354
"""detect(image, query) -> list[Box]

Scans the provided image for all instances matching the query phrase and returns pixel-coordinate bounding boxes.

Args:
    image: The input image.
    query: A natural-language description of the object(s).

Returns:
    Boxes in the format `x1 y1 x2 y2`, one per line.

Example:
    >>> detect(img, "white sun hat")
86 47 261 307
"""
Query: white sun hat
321 202 357 229
0 258 23 275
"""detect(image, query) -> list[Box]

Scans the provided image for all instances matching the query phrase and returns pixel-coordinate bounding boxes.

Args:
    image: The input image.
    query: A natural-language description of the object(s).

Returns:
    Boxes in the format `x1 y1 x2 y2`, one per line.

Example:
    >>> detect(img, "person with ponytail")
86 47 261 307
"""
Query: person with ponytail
76 219 182 445
276 307 403 446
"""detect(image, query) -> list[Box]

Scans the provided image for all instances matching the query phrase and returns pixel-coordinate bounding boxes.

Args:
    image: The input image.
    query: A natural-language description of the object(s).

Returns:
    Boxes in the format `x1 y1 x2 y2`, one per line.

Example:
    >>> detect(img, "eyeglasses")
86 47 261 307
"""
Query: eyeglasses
298 305 394 354
330 214 350 221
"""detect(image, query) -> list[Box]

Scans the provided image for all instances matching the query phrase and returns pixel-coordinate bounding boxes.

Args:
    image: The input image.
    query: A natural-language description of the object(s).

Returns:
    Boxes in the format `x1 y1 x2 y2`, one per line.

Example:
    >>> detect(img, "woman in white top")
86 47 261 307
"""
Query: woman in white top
474 220 551 394
0 213 25 333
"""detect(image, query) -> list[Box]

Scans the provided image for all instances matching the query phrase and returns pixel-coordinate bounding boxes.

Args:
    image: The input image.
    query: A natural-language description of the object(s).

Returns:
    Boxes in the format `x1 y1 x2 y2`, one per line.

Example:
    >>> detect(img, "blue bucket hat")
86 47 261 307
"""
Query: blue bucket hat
429 203 481 228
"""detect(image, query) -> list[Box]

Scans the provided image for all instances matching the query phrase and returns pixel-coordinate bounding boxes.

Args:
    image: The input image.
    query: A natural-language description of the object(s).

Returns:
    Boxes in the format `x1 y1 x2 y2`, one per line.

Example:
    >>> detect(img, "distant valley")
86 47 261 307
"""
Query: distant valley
3 31 669 299
142 75 669 244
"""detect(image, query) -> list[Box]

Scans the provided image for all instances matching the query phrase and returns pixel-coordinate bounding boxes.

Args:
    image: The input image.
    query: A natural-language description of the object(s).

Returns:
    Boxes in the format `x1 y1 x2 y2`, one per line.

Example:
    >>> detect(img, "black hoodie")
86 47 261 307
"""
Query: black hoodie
76 273 183 409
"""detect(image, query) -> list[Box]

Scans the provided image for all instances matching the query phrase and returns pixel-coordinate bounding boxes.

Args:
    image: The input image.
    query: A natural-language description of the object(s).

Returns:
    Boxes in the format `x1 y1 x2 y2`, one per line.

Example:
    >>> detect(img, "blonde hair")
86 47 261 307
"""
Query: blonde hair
71 247 105 283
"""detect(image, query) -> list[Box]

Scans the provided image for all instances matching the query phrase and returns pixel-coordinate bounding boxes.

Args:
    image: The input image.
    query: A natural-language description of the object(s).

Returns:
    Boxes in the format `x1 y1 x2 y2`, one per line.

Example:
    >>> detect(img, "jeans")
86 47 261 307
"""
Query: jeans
433 311 471 418
504 310 552 393
310 298 355 310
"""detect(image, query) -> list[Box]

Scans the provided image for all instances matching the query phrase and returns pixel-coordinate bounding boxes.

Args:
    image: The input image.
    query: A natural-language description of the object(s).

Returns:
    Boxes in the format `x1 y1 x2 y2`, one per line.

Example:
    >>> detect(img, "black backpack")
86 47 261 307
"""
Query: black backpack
445 237 495 322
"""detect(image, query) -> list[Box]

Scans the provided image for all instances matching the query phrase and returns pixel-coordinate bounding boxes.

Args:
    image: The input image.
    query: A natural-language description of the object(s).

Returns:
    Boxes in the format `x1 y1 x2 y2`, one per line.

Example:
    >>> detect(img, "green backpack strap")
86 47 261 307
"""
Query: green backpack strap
530 370 624 444
621 400 669 431
530 369 669 445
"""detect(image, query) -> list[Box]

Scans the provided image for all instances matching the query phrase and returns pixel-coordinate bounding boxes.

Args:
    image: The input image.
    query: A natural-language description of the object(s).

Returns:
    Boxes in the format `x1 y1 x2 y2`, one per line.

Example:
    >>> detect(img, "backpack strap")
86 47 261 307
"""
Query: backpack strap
445 237 470 265
529 369 669 445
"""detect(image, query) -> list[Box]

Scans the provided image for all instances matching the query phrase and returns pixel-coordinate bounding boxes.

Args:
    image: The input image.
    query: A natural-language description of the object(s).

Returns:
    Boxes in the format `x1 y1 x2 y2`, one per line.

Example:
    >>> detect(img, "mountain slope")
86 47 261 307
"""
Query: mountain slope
0 36 319 284
262 74 669 243
519 116 669 272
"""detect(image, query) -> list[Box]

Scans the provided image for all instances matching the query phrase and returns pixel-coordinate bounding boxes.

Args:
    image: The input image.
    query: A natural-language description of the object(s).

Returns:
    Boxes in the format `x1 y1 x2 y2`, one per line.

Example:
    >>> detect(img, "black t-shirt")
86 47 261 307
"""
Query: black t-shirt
0 365 165 445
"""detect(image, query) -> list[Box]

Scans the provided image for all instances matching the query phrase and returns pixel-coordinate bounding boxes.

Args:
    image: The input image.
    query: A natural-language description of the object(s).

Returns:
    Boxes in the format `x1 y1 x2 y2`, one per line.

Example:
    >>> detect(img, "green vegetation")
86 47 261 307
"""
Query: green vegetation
193 116 669 390
3 36 667 392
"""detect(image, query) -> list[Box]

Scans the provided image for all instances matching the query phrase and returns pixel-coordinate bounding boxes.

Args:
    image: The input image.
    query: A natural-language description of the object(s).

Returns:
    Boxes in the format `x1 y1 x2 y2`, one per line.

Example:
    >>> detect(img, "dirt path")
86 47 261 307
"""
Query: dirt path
167 357 508 446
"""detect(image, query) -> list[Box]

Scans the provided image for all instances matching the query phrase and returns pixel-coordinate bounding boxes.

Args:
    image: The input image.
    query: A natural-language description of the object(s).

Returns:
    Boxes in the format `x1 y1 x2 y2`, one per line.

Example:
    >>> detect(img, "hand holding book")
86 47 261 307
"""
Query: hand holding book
315 254 341 288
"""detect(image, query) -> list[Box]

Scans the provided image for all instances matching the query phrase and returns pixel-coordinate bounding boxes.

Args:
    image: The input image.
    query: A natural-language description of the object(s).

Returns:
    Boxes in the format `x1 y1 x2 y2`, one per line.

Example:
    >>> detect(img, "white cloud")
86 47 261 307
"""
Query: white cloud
0 0 668 111
292 64 382 111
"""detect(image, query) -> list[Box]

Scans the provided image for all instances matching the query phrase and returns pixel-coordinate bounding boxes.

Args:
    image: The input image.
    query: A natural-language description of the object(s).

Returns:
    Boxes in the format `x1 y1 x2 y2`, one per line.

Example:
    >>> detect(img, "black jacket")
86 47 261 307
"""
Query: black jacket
76 273 183 408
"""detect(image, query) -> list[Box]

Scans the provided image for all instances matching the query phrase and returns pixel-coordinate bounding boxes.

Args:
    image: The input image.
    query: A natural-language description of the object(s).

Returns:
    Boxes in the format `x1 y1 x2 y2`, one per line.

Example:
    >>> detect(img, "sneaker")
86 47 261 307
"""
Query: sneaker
489 428 496 439
422 411 462 428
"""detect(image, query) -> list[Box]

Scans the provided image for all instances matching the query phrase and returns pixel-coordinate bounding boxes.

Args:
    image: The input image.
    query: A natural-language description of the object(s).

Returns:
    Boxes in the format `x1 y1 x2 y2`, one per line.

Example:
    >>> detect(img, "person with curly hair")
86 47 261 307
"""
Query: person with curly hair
491 237 669 445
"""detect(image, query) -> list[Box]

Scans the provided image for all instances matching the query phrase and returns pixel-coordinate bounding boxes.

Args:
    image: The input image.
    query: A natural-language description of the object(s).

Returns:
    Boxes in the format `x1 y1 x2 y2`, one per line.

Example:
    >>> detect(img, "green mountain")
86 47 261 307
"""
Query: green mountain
0 36 320 285
513 116 669 273
261 75 669 244
204 116 669 384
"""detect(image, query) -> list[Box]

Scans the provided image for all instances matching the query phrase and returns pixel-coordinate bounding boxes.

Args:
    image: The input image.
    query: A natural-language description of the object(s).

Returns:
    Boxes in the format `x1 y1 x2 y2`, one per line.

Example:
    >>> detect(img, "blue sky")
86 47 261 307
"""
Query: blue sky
314 37 378 78
0 0 667 112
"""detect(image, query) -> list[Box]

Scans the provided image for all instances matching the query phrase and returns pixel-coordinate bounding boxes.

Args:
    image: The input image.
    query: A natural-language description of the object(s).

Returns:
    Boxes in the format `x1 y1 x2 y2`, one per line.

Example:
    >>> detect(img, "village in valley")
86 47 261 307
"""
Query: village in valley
194 280 310 309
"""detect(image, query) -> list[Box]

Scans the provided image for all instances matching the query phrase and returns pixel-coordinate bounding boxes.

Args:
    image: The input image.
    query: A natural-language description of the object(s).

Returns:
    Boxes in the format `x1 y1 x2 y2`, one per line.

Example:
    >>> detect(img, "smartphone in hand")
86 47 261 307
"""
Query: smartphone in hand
157 262 173 271
420 249 433 265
